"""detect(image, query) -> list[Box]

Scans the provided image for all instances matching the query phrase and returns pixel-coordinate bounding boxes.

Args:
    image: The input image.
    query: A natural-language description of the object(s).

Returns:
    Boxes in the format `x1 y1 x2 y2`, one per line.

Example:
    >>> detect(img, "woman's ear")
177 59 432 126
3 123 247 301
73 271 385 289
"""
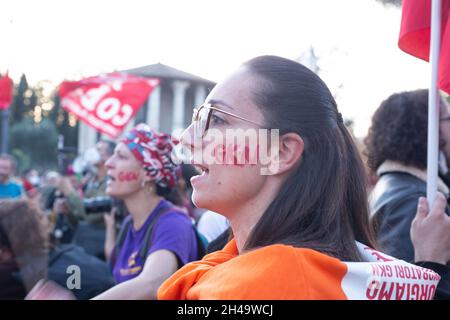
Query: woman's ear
267 133 304 175
141 169 153 184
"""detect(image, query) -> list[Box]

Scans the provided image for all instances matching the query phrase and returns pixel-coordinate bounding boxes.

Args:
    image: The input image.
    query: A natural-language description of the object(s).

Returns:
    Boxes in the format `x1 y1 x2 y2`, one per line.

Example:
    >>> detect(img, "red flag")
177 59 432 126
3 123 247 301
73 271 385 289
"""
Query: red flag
59 73 159 138
398 0 450 94
0 73 13 110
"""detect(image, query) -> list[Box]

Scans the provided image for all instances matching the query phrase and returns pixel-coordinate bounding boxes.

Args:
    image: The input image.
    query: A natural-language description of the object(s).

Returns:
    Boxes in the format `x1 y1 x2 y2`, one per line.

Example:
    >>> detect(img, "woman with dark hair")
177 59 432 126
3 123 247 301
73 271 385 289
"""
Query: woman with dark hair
365 90 450 262
158 56 441 300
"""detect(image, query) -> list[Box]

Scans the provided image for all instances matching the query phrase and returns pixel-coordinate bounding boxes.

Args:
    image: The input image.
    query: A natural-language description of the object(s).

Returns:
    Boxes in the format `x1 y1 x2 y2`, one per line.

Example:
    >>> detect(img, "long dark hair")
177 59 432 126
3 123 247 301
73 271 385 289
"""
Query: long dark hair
243 56 376 261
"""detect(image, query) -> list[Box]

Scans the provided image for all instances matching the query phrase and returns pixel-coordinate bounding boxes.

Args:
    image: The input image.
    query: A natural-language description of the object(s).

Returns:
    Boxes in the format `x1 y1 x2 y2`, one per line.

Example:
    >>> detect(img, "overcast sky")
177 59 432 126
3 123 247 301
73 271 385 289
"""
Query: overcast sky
0 0 431 137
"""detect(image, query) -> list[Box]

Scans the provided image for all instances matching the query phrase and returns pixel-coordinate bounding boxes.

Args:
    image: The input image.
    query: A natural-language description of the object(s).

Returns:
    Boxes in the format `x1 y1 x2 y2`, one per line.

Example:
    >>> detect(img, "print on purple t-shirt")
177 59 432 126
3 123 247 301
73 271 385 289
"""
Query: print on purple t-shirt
112 199 198 283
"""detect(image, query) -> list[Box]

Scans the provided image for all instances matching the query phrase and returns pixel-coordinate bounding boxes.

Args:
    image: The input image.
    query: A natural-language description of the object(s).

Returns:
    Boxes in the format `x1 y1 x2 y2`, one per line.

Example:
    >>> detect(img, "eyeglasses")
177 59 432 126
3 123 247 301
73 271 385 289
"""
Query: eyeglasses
192 103 263 138
440 116 450 122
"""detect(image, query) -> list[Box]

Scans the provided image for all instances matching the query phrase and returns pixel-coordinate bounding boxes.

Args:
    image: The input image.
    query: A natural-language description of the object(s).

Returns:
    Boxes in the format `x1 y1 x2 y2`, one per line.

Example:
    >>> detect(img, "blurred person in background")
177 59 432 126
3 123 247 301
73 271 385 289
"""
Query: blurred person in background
0 154 23 199
365 90 450 263
41 171 84 245
21 168 41 200
0 199 114 300
0 200 48 299
196 210 229 243
69 140 116 259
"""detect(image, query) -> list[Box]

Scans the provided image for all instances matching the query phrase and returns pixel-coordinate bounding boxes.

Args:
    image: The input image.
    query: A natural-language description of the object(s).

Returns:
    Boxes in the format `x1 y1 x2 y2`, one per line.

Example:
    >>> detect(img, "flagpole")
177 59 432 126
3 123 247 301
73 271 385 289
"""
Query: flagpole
1 107 10 154
427 0 442 204
1 18 13 154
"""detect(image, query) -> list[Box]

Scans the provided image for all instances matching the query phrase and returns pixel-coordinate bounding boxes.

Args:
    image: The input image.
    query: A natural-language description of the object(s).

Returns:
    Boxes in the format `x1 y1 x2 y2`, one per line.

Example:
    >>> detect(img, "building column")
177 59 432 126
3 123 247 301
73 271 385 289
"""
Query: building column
78 121 97 154
146 85 161 132
194 84 207 107
171 80 190 133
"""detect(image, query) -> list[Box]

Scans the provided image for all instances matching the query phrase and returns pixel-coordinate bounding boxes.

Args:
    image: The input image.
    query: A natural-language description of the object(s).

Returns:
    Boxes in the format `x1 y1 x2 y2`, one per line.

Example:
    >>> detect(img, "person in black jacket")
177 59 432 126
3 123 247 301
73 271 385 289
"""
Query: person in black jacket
365 89 450 261
365 90 450 299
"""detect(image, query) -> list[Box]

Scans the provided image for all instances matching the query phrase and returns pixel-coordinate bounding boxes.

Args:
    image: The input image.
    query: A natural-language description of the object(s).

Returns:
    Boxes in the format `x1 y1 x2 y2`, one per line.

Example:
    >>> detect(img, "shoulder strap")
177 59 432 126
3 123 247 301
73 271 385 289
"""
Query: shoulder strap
112 204 169 267
140 209 209 262
119 203 207 265
110 216 132 268
138 203 174 262
115 216 133 249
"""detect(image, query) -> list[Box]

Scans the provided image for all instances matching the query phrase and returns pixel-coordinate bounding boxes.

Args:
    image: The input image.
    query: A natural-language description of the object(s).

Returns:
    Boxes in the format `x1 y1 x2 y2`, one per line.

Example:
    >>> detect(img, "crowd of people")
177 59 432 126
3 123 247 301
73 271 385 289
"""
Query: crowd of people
0 55 449 300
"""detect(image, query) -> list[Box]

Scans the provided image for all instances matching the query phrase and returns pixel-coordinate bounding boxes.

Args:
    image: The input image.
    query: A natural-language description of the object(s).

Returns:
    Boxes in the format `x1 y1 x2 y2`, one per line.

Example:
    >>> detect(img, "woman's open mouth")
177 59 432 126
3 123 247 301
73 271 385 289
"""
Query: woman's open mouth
106 174 116 185
191 164 209 186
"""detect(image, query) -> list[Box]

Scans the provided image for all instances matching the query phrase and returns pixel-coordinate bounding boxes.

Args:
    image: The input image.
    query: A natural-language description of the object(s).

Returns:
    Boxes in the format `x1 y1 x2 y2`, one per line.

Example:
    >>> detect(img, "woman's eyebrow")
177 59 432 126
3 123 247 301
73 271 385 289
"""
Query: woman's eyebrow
207 99 235 110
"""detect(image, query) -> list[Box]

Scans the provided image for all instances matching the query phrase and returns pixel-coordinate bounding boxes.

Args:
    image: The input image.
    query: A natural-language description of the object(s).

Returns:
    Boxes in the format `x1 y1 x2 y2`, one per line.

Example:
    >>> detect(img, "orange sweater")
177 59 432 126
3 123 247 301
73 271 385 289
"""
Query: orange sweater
158 239 440 300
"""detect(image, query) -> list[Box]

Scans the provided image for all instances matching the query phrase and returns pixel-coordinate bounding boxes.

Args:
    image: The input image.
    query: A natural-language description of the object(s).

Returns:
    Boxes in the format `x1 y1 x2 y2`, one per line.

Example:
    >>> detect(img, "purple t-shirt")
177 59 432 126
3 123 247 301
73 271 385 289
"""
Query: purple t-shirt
112 199 198 284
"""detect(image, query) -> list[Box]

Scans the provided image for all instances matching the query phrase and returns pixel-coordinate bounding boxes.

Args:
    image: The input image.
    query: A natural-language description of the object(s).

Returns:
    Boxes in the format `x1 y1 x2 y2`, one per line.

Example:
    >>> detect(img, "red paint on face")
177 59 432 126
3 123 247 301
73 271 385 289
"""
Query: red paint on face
118 171 139 182
231 144 245 168
212 144 226 164
211 144 260 167
244 145 259 167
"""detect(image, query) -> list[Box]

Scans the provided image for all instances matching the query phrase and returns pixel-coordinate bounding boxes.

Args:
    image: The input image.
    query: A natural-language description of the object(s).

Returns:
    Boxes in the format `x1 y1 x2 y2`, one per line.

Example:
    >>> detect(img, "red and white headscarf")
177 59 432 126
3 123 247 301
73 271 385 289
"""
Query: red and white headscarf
121 123 179 189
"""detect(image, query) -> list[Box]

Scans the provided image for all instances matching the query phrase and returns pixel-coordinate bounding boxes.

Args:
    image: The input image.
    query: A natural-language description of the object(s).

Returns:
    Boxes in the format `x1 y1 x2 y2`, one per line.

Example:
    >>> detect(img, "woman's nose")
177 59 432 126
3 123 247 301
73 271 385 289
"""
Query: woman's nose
105 155 114 169
180 123 199 151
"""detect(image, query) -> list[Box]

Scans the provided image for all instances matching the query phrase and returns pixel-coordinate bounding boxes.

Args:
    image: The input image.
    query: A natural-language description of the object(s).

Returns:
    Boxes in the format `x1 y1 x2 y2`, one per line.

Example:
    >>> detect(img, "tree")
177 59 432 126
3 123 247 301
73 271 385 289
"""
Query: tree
6 78 78 172
49 90 79 149
9 117 58 171
10 74 37 123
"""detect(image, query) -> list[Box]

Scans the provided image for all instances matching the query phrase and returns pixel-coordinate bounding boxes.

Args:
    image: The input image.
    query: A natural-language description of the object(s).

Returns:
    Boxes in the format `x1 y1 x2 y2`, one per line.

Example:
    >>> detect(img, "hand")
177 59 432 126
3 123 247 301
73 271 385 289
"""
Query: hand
52 198 69 215
25 279 76 300
411 192 450 265
56 176 76 196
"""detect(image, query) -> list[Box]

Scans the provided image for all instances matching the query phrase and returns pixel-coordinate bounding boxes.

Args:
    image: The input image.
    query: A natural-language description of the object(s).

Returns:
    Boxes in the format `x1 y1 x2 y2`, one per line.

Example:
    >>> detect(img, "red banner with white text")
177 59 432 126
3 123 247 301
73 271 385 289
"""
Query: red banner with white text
59 73 159 138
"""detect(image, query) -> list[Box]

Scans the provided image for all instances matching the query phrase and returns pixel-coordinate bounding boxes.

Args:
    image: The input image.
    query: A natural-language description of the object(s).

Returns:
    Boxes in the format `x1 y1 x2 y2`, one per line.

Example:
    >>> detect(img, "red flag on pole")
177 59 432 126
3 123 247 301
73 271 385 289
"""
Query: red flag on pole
59 73 159 138
398 0 450 94
0 73 13 110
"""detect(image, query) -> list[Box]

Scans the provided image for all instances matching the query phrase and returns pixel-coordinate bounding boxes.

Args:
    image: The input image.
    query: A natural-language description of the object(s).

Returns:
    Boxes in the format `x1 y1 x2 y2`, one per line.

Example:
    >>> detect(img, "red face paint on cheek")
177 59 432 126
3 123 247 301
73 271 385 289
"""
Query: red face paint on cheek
219 144 244 168
244 145 259 167
232 144 259 167
232 144 245 167
215 143 260 168
212 144 226 164
118 171 139 182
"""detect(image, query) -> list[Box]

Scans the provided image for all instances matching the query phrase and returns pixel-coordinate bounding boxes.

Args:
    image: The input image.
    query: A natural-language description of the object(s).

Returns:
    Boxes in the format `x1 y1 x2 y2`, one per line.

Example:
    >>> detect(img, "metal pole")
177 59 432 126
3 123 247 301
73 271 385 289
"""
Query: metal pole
1 108 10 154
427 0 442 205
